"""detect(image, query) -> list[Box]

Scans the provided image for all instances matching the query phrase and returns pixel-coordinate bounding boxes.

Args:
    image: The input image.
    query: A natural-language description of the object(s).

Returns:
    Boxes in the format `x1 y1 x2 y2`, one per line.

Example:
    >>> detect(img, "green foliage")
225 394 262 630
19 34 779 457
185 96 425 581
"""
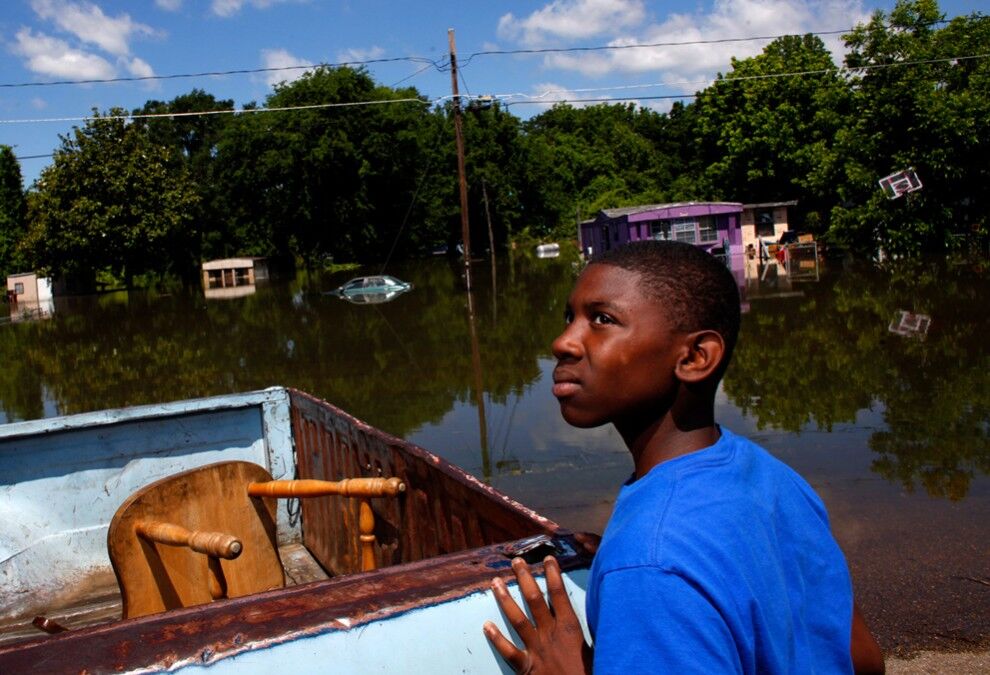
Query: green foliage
519 103 685 232
0 145 26 277
828 0 990 255
133 90 235 260
693 34 851 228
8 0 986 273
23 109 200 289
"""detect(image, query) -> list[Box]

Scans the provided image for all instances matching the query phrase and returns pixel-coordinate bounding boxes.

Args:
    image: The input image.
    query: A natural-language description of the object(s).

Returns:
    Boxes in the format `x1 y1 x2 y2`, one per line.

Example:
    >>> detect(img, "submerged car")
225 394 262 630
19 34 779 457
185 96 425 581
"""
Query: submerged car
327 275 413 304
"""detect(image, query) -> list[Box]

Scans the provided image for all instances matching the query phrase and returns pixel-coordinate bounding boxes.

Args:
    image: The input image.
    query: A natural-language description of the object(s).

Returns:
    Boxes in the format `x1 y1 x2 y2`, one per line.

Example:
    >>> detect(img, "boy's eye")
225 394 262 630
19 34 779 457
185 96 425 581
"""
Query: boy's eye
563 309 574 324
591 312 615 325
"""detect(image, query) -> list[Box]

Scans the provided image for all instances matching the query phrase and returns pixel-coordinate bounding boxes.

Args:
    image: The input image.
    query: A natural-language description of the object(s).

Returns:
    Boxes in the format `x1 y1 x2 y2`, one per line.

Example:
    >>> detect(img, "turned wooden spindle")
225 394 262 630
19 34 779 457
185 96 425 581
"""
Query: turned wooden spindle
207 555 228 600
135 520 243 560
359 499 377 572
246 476 405 499
247 476 404 572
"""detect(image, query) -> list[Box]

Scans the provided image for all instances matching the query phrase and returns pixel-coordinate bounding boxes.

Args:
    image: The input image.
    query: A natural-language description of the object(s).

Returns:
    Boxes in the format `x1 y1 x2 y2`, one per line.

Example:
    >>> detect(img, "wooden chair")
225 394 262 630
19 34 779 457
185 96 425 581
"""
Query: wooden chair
107 460 404 619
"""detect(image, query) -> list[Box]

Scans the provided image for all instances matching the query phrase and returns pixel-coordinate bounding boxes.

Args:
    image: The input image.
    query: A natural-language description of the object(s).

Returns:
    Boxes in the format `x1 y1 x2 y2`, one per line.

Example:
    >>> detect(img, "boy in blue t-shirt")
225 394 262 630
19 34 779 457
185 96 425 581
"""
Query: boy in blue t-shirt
483 240 884 673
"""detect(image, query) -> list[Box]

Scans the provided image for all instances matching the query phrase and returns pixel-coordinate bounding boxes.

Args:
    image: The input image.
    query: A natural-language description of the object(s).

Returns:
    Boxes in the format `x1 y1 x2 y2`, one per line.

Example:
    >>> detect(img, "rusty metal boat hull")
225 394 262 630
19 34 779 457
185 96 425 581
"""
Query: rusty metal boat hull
0 387 591 673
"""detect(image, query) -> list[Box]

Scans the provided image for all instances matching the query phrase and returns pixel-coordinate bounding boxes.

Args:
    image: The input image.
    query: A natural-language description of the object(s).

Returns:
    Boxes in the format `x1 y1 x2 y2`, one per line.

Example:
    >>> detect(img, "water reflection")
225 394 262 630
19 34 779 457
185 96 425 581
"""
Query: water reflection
725 260 990 500
0 254 988 504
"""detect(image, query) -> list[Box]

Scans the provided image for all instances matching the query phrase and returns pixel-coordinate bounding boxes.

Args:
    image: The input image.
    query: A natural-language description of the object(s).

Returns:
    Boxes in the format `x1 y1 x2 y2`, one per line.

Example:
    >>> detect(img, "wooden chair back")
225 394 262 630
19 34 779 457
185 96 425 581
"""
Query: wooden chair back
108 461 284 619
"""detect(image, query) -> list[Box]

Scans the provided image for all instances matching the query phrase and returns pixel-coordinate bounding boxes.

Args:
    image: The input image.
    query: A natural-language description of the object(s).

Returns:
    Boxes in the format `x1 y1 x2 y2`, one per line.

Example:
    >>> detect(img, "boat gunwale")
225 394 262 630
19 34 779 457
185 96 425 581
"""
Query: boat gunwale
0 387 289 440
0 536 589 673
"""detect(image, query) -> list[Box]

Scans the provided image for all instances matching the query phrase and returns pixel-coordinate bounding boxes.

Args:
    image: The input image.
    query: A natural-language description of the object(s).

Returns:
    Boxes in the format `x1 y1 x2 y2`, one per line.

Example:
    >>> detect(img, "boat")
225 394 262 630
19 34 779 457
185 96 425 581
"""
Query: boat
327 275 413 304
0 387 590 673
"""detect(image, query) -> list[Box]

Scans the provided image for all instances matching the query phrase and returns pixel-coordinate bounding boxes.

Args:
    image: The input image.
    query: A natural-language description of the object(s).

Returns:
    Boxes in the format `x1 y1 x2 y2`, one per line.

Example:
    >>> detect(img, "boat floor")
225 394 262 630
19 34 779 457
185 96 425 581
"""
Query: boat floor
0 543 330 648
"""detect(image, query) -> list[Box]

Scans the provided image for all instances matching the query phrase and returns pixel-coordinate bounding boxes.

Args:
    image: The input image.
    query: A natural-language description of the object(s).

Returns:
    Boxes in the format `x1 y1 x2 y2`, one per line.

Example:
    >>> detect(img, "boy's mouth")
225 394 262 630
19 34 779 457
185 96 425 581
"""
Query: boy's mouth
552 369 580 398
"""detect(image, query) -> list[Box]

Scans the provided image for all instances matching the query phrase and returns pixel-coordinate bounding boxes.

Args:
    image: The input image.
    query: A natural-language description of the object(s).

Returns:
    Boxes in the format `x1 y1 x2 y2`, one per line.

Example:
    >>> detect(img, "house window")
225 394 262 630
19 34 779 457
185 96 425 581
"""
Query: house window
697 216 718 244
671 218 697 243
14 283 24 295
667 216 719 245
755 208 775 237
649 220 670 240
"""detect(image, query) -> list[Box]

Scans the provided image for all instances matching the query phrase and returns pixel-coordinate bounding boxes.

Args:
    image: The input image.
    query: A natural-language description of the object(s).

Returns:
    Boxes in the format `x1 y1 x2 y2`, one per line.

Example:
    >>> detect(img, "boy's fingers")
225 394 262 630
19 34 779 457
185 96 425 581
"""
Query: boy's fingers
573 531 601 556
543 556 579 623
483 621 528 671
491 576 537 644
511 557 553 626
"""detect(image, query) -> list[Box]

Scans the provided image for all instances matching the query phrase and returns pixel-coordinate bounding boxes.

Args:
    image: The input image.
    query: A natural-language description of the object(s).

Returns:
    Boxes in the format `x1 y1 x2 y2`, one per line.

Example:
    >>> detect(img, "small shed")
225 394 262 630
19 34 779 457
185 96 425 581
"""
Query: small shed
201 257 269 290
6 272 53 305
740 201 797 252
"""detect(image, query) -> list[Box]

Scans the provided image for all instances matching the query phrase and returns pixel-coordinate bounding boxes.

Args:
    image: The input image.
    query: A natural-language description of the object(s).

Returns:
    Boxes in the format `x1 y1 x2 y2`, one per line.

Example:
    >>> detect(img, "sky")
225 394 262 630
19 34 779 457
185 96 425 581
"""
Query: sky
0 0 983 186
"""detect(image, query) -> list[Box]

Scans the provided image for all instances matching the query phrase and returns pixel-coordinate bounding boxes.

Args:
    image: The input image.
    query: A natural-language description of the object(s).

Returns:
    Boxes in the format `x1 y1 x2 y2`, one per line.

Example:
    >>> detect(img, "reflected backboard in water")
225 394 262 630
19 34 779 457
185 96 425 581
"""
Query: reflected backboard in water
889 310 932 339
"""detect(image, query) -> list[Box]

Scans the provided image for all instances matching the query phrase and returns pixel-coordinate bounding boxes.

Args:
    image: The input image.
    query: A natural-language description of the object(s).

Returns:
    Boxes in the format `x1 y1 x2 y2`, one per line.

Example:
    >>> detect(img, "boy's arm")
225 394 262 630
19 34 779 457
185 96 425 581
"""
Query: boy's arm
851 601 885 674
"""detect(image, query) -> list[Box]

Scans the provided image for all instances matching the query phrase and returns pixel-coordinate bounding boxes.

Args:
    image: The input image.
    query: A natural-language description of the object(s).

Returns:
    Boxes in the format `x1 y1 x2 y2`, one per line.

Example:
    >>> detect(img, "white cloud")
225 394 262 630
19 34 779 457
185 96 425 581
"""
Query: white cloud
336 46 385 64
211 0 298 18
514 82 608 112
30 97 48 110
125 57 154 79
498 0 646 47
155 0 183 10
500 0 871 95
260 48 311 87
11 27 116 80
30 0 153 57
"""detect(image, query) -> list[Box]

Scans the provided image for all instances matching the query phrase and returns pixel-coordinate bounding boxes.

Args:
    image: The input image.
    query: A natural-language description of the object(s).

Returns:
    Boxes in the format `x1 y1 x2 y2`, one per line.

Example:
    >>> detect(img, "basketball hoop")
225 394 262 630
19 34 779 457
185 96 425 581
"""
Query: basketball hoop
879 168 922 200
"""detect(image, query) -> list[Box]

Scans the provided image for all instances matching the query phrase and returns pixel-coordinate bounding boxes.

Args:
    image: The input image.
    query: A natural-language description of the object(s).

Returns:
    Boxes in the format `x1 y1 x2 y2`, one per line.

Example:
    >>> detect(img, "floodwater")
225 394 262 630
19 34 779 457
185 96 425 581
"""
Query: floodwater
1 251 988 654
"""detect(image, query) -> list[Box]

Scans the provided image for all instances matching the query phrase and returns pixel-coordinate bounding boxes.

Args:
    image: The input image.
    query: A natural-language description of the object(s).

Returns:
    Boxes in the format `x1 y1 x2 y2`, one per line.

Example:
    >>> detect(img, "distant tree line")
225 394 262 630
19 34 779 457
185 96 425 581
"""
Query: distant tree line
0 0 986 288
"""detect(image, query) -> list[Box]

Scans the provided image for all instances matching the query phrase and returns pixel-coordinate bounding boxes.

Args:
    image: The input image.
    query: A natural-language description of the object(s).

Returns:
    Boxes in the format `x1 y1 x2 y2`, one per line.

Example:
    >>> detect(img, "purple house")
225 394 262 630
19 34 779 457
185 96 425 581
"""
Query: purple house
580 202 746 278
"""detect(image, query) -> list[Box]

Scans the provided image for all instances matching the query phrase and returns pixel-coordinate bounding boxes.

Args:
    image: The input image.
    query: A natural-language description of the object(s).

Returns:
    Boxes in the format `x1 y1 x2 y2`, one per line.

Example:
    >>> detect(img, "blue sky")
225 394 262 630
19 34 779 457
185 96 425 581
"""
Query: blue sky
0 0 983 185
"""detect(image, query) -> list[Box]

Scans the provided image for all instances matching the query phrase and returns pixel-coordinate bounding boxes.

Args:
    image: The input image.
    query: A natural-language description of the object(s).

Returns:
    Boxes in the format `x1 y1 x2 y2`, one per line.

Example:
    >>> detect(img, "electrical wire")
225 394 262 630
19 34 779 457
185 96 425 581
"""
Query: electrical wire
5 50 987 146
0 97 432 126
459 17 965 67
495 52 990 107
390 60 444 88
0 55 444 90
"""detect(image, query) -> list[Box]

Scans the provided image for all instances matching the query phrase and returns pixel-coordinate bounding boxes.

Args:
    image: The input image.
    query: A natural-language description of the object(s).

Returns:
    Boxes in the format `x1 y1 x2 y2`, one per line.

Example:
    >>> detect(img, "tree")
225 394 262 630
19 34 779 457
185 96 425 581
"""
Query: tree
133 90 235 260
23 109 199 289
0 145 26 277
829 0 990 255
692 34 851 227
518 103 679 232
212 66 439 264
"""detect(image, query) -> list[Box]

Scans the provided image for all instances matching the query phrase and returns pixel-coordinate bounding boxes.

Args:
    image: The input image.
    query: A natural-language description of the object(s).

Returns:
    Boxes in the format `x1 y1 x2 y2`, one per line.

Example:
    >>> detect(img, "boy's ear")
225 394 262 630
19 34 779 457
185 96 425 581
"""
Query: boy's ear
674 330 726 384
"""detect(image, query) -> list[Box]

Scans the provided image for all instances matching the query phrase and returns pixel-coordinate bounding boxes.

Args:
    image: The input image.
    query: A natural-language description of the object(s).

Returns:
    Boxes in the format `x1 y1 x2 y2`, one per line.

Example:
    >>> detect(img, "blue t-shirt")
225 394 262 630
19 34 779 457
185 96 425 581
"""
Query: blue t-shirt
586 428 853 674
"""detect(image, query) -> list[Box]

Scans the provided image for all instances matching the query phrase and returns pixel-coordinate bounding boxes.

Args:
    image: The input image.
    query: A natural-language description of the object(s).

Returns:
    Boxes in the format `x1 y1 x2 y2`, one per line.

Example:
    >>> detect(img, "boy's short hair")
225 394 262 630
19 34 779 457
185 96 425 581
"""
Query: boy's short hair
590 240 741 378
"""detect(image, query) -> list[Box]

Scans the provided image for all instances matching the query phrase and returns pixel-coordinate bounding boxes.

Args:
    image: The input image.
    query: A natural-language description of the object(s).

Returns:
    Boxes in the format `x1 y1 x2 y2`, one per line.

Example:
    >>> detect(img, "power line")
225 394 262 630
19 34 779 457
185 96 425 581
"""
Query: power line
506 94 695 108
1 97 433 126
0 55 444 90
4 51 986 135
494 52 990 106
461 18 962 66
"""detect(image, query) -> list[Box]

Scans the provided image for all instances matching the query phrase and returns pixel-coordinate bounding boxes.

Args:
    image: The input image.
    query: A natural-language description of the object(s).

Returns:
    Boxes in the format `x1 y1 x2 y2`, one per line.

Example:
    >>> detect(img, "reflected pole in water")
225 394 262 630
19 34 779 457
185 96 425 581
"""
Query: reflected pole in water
465 287 491 482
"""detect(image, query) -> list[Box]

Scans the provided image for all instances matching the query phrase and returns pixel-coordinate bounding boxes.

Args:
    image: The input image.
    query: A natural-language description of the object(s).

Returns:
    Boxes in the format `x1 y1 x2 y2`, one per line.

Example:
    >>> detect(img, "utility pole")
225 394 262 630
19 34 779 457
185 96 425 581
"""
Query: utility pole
448 28 472 291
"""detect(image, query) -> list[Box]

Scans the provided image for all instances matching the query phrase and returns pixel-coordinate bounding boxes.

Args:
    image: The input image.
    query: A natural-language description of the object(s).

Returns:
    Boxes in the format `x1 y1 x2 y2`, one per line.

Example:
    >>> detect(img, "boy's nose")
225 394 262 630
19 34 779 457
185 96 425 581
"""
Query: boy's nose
551 324 582 360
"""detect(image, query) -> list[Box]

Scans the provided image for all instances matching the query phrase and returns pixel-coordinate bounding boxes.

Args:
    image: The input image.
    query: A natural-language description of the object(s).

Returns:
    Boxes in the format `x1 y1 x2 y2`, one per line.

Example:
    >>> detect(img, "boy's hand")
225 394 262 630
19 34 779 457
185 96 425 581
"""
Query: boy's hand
573 532 601 556
483 556 592 674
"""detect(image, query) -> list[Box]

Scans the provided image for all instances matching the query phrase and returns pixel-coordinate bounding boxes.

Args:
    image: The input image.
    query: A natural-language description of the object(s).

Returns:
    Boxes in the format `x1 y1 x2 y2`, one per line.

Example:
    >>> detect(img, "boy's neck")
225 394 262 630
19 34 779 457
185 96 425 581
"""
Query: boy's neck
618 392 720 479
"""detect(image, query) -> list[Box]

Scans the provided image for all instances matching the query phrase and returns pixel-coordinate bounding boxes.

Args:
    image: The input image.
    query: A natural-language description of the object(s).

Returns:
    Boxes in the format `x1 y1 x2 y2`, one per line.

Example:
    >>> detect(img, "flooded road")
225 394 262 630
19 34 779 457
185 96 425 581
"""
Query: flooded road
2 252 988 654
